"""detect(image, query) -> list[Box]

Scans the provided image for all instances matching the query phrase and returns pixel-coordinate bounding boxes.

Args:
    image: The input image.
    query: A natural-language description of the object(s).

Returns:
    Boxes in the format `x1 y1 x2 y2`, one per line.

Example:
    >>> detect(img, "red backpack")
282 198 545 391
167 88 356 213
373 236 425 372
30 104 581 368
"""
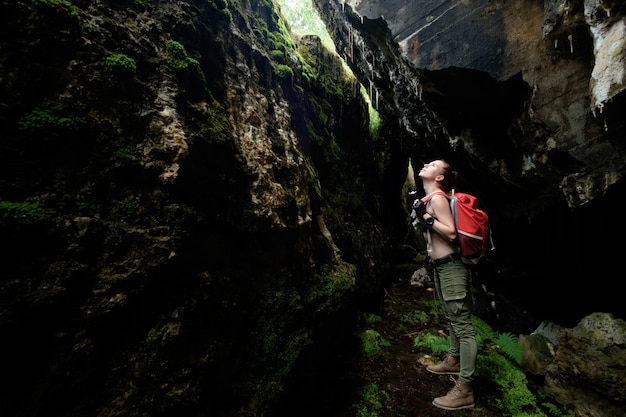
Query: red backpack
423 190 493 266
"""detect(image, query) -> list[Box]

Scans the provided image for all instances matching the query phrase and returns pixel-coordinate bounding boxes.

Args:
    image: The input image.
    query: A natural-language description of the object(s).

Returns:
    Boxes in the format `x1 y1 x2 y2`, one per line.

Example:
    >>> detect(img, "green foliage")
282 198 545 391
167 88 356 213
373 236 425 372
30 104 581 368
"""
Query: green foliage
473 316 572 417
368 107 381 138
276 63 294 80
360 330 391 356
212 0 228 9
538 392 575 417
422 298 445 323
472 316 522 364
495 332 523 365
114 144 141 160
52 193 92 216
0 201 46 225
412 332 449 353
354 382 389 417
208 0 232 22
303 158 322 200
32 0 81 24
202 98 233 144
18 100 86 138
267 30 294 55
478 353 545 417
364 312 383 325
411 313 544 415
472 315 498 348
318 262 356 296
166 40 200 72
400 309 429 326
358 84 383 138
106 52 137 74
220 7 233 22
271 49 285 62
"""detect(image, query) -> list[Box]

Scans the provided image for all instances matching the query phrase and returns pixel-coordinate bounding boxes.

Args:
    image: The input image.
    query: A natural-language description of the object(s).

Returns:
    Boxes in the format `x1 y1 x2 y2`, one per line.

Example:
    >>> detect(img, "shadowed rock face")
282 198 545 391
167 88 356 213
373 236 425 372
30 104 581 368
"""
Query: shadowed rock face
0 1 391 415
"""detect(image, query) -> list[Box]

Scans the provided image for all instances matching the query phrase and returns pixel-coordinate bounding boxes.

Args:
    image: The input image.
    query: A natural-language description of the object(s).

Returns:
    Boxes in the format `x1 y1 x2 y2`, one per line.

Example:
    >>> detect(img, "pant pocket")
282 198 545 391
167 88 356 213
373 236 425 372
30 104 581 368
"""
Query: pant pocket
440 276 467 301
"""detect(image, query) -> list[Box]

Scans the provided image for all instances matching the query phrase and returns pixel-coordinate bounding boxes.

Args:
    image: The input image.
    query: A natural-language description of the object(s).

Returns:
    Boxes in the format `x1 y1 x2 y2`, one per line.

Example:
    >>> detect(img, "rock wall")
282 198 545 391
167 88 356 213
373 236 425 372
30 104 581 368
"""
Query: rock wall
0 1 393 415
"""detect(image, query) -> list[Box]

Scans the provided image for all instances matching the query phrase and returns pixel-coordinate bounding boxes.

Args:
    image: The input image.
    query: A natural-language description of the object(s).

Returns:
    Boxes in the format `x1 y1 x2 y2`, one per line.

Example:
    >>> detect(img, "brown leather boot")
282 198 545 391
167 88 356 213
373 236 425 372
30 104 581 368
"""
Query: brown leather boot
432 377 474 410
426 353 460 375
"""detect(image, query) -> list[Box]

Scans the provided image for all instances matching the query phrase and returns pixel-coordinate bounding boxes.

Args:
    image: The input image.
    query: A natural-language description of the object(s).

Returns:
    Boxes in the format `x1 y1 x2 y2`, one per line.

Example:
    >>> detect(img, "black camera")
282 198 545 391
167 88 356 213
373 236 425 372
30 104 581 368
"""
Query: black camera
412 199 427 217
409 191 427 228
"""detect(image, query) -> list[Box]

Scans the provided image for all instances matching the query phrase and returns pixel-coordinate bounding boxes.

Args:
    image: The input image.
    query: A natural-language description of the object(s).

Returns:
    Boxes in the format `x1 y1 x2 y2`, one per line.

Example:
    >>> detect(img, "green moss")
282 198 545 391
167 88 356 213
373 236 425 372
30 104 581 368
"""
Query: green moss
469 316 573 416
203 98 233 144
364 312 383 325
271 49 285 62
478 352 545 416
166 40 200 72
268 30 293 52
354 382 390 417
0 201 46 225
400 309 429 326
211 0 228 8
114 144 141 160
208 0 232 22
412 332 450 352
106 52 137 74
31 0 80 24
472 315 498 347
316 261 356 298
236 268 316 414
304 158 322 199
357 84 382 138
18 100 86 138
360 329 390 356
276 63 294 80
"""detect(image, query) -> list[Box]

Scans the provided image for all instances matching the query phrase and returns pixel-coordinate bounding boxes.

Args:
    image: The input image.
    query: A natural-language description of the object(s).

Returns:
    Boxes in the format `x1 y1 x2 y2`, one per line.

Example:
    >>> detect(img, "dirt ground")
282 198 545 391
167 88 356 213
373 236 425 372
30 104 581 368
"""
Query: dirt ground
273 269 538 417
352 276 508 417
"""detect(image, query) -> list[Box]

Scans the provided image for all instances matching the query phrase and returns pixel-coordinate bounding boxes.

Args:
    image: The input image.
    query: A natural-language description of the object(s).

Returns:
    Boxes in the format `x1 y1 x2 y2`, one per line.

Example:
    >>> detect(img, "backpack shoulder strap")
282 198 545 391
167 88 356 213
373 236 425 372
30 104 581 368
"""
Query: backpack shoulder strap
421 191 449 203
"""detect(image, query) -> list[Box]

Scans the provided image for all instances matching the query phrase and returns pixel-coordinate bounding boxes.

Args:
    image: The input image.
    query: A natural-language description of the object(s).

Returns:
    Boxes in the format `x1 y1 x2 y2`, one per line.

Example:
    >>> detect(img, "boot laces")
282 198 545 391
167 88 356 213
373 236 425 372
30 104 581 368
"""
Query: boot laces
447 376 462 398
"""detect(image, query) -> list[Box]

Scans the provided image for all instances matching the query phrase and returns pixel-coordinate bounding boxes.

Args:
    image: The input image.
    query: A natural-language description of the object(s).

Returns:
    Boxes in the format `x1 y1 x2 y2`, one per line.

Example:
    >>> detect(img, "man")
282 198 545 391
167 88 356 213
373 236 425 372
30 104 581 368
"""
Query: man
414 159 477 410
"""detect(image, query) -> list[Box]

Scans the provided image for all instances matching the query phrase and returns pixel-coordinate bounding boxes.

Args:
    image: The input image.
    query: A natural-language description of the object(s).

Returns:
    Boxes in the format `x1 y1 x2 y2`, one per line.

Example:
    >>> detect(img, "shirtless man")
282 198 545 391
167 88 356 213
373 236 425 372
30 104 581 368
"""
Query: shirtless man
414 159 477 410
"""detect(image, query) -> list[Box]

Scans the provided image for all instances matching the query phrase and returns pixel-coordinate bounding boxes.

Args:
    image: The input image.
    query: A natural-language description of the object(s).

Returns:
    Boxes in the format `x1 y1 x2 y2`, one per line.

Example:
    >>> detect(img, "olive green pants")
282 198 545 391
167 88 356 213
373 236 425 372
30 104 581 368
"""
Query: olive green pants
432 258 477 383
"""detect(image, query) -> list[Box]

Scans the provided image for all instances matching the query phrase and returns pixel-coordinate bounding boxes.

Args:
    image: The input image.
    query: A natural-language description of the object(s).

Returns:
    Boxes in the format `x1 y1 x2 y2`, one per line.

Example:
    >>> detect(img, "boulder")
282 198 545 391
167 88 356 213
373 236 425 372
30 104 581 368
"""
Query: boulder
544 312 626 417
